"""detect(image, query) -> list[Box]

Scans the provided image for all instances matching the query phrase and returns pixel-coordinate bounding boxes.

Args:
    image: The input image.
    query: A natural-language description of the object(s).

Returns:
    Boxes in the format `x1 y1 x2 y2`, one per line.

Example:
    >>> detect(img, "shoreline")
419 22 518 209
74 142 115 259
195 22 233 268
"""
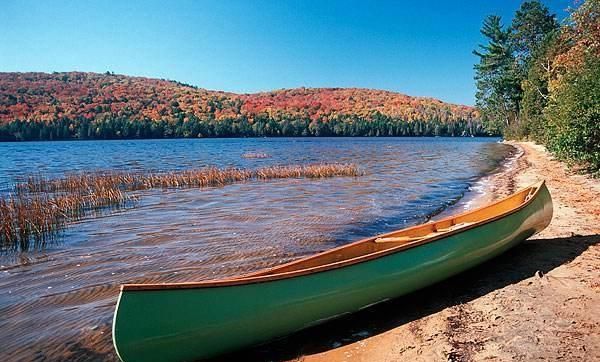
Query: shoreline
462 141 525 207
296 141 600 361
436 141 523 220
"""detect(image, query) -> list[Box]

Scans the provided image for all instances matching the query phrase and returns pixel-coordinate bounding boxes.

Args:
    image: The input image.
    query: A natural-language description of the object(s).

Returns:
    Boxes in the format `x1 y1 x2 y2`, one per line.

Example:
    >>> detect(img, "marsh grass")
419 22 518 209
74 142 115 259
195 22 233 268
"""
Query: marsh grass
17 164 361 193
255 164 362 179
0 189 135 253
2 163 362 252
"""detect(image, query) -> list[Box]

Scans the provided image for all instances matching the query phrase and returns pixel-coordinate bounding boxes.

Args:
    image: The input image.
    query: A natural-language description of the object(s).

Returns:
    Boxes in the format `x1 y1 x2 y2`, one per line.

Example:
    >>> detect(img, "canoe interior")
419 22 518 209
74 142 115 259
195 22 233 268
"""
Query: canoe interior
121 181 546 291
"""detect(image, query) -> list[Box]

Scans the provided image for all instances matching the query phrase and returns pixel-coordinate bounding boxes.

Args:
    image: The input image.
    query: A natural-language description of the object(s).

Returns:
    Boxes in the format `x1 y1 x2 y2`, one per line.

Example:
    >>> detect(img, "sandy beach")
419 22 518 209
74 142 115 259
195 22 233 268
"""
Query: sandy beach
236 141 600 362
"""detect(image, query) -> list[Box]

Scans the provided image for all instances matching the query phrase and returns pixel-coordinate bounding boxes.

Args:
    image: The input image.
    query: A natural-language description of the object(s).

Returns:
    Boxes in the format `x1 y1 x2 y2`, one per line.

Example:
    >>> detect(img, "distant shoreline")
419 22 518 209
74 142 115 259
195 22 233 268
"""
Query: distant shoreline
0 134 500 143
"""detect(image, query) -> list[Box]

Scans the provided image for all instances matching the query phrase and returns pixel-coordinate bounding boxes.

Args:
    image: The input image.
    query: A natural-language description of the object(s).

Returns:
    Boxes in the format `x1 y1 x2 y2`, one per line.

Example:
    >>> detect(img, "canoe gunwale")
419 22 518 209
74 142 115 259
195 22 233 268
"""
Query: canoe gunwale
121 180 547 291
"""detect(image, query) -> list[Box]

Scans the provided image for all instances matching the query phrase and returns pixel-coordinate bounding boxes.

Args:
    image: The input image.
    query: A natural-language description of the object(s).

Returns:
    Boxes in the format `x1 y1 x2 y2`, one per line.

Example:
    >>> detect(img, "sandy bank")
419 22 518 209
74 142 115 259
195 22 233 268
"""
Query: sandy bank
252 141 600 362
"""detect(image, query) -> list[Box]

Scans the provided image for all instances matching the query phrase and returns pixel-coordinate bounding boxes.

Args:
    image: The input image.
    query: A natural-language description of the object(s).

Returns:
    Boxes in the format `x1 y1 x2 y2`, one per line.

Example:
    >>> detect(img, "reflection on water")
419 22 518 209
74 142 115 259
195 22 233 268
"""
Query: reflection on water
0 137 513 360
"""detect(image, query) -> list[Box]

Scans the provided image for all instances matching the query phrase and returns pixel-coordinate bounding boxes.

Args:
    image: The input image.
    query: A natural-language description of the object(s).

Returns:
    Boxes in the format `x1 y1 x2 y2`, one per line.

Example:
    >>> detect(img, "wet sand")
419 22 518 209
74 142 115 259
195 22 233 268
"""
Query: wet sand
233 141 600 362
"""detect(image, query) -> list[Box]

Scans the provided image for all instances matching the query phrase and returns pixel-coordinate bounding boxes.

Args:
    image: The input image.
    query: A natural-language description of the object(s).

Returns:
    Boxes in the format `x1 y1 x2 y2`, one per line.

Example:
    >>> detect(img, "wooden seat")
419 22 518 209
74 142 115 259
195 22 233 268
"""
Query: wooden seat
374 222 474 243
374 235 433 243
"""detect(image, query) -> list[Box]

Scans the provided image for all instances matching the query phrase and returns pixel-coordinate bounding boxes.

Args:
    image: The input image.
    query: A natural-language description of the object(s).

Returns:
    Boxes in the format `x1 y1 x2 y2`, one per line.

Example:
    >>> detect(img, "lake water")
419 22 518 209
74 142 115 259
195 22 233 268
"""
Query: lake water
0 137 514 360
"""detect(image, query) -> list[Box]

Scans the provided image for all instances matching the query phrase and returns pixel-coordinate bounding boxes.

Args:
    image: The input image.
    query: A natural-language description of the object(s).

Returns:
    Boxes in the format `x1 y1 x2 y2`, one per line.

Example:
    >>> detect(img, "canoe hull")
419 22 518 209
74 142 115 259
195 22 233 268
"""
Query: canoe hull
113 183 552 362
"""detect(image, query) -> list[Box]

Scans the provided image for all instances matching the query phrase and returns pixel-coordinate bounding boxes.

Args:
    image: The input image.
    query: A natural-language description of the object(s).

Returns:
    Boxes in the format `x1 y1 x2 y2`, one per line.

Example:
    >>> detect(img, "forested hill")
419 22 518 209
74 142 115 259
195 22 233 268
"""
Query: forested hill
0 72 486 140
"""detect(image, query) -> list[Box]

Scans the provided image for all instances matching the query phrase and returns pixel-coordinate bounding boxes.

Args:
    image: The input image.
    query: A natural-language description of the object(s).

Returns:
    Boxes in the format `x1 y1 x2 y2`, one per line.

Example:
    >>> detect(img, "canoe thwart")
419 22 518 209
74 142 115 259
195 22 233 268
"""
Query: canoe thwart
374 222 475 243
374 235 429 243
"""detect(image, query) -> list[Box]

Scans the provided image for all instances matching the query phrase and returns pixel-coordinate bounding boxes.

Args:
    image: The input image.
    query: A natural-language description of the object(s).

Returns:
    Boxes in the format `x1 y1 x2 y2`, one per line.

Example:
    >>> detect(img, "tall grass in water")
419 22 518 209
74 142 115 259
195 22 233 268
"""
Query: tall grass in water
18 164 361 193
3 163 362 252
0 189 134 252
255 164 362 179
0 194 63 252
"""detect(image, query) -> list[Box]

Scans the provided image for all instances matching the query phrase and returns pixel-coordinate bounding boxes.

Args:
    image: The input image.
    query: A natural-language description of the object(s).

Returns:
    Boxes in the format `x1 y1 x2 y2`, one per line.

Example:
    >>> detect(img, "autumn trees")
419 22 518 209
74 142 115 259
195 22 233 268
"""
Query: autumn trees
544 0 600 172
0 73 486 140
474 0 599 172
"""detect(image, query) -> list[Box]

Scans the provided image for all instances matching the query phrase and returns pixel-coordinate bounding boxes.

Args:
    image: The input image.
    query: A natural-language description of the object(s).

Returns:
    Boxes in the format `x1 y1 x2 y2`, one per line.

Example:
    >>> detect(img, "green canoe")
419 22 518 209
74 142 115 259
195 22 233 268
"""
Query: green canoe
113 181 552 362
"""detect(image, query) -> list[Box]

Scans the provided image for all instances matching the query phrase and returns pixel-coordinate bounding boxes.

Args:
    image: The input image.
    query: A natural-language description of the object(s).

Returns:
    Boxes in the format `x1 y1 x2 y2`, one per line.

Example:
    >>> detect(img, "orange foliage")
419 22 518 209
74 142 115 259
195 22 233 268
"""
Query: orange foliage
550 0 600 90
0 72 478 124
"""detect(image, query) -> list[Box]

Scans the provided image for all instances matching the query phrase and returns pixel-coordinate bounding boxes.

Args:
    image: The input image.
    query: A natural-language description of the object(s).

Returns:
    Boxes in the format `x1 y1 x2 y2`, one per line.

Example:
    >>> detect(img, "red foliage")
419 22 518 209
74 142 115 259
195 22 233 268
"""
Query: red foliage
0 72 478 124
239 88 477 122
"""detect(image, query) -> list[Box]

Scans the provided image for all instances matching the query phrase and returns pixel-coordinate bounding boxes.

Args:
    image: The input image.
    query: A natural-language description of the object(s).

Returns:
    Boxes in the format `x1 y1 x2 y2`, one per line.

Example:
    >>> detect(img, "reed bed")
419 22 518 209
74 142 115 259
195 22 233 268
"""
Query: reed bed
255 164 362 179
17 172 142 194
141 168 254 189
18 164 362 194
3 163 362 251
1 188 134 252
0 194 63 252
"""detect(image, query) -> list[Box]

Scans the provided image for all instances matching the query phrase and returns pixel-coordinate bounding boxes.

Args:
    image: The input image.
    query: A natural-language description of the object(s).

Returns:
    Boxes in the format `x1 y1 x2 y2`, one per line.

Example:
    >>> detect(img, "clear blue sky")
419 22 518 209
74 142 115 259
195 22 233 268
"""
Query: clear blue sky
1 0 573 105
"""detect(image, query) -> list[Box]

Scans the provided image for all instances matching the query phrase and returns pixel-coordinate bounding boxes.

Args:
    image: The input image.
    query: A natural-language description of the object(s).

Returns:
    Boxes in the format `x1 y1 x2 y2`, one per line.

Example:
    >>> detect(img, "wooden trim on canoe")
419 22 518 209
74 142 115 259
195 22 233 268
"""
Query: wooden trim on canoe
121 180 546 291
